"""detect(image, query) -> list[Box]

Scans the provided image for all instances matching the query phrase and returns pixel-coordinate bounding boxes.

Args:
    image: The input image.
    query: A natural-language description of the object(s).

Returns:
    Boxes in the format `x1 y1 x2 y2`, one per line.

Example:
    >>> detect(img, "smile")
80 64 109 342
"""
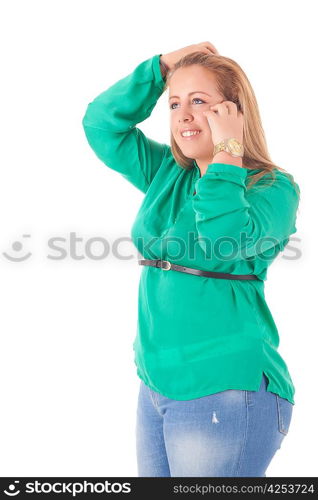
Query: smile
181 130 202 139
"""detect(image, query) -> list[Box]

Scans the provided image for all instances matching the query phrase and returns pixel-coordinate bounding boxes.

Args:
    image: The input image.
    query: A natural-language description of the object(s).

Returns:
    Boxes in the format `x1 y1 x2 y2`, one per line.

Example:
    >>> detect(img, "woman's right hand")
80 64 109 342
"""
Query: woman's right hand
160 41 220 71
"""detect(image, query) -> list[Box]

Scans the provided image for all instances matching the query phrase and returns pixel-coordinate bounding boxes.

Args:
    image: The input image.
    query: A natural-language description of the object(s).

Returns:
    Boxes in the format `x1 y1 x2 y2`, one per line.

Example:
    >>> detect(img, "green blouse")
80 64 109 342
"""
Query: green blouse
82 54 300 404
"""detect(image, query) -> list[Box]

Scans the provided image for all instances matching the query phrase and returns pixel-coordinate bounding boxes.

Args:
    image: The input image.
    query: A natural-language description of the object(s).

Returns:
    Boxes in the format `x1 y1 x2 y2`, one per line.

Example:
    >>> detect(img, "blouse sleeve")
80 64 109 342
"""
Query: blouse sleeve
81 54 169 194
192 162 300 261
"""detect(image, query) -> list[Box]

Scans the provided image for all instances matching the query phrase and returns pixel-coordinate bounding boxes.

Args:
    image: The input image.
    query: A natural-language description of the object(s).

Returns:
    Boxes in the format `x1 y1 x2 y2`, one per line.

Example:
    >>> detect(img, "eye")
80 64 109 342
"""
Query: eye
170 97 205 110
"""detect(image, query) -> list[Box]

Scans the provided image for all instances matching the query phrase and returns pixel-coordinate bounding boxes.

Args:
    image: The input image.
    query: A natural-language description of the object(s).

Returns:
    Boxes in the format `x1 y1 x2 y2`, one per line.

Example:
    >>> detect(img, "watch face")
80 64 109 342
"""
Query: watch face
228 138 242 152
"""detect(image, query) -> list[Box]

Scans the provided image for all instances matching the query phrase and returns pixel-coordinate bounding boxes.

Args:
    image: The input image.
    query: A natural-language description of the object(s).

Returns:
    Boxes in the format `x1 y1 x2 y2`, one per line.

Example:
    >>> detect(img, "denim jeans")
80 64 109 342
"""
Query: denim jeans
135 373 293 477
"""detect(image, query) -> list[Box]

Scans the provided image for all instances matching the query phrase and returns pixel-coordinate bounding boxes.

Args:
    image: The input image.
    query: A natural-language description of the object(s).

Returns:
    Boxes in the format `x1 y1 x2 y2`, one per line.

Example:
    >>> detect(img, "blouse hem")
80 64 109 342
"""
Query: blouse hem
135 368 295 405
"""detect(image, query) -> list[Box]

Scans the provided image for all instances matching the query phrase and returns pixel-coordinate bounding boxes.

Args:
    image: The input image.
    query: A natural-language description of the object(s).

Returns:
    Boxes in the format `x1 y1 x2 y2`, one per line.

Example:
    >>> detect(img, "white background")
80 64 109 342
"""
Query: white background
0 0 316 478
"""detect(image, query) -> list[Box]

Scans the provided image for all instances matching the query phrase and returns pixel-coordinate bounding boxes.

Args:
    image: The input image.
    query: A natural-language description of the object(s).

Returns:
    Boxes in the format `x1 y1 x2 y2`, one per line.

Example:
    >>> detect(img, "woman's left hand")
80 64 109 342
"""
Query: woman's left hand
202 101 244 146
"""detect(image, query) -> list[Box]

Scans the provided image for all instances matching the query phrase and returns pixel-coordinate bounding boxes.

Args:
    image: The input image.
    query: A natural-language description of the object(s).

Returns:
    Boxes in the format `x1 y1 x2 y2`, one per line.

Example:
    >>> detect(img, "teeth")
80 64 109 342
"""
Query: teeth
182 130 201 137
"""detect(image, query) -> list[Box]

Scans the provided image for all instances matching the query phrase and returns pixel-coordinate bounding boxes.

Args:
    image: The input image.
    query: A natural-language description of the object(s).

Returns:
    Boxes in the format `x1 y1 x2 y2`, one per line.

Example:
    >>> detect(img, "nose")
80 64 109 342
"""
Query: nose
178 113 193 123
176 103 195 123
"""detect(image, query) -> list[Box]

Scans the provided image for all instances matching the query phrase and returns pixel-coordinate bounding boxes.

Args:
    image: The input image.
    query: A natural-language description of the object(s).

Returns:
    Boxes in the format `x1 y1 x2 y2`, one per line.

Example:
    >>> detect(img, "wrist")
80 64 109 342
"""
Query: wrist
211 151 243 168
159 55 170 79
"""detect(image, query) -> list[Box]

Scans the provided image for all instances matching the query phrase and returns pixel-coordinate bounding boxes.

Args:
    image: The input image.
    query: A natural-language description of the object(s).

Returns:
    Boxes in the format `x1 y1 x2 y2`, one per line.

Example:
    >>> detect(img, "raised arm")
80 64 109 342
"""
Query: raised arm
192 163 300 262
82 54 169 193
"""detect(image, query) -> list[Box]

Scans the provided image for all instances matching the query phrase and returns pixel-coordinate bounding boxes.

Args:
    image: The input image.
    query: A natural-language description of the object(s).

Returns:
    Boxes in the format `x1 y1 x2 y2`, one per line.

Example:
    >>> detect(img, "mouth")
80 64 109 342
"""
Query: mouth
180 130 202 140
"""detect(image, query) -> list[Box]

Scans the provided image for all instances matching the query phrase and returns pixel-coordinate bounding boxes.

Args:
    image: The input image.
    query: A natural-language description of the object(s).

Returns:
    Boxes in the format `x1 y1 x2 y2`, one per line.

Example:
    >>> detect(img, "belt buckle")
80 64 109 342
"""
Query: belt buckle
157 259 171 271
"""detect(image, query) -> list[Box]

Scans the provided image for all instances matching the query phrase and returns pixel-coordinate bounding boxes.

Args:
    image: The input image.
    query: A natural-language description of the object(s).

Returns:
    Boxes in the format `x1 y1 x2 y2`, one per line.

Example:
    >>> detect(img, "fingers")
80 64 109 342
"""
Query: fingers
209 101 238 115
199 41 220 56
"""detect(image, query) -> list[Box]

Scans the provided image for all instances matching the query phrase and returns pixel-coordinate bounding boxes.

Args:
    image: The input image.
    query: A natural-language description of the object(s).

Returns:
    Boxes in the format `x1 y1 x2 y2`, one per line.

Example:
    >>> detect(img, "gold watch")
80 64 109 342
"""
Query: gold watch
213 138 244 158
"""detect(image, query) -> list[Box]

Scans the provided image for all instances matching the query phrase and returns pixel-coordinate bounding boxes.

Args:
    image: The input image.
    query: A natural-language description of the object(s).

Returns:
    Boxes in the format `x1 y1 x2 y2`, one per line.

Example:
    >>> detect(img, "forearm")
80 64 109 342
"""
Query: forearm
83 55 165 133
192 163 299 261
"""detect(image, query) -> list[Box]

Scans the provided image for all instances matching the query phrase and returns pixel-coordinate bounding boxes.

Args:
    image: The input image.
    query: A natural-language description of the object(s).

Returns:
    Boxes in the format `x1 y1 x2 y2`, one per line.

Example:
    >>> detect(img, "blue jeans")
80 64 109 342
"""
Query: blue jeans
135 373 293 477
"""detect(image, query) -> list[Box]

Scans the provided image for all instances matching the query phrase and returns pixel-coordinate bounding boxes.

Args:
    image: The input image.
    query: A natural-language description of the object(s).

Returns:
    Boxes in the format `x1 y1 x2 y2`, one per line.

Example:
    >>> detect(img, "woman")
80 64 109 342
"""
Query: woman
82 42 300 477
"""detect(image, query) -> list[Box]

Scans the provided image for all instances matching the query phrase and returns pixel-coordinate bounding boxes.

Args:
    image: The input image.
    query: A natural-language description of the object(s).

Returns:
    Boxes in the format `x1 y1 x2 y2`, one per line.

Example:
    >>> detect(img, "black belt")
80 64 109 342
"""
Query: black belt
138 259 261 281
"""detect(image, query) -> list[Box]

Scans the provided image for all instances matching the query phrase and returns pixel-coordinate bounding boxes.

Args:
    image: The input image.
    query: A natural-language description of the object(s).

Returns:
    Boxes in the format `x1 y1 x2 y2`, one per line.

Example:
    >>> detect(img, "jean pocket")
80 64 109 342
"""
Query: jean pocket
276 394 293 435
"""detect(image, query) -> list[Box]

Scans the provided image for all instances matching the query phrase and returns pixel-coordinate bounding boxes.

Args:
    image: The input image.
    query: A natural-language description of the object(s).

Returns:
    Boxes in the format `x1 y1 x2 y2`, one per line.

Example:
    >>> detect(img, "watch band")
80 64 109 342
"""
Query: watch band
213 138 244 158
214 140 226 156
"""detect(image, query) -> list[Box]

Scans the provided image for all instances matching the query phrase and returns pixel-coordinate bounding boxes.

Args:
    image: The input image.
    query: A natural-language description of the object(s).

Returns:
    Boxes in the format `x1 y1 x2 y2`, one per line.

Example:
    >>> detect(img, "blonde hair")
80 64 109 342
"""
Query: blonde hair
163 51 300 196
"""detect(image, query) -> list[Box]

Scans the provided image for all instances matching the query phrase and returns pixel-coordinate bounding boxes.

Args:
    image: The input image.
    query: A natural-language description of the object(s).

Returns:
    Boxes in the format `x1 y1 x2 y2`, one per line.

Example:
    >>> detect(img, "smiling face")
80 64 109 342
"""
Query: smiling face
168 65 224 168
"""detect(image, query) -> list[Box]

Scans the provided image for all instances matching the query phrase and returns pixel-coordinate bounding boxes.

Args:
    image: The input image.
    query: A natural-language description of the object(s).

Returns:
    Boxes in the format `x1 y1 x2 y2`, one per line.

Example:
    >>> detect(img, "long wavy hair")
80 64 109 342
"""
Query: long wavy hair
163 51 300 196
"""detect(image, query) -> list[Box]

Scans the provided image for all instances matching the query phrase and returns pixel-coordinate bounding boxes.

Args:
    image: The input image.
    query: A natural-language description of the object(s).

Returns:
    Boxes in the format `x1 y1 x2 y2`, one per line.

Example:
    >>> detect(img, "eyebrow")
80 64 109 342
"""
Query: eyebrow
168 91 211 101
